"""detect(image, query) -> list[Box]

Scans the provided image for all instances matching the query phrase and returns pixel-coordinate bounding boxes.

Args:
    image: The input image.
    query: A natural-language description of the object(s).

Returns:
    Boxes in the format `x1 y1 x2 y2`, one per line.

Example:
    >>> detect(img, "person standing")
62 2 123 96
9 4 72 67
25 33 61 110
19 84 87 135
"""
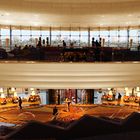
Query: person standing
18 97 22 109
117 93 122 106
65 98 71 112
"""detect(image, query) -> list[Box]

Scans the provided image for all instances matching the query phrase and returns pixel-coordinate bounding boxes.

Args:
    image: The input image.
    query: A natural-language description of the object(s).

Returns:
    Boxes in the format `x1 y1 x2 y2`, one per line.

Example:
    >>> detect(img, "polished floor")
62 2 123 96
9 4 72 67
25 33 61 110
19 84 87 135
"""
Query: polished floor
0 104 139 127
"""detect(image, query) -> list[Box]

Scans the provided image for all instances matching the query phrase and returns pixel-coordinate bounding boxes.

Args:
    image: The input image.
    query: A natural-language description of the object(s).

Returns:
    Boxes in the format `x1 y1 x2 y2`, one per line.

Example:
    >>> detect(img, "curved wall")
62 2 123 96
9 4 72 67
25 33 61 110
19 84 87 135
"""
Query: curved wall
0 62 140 89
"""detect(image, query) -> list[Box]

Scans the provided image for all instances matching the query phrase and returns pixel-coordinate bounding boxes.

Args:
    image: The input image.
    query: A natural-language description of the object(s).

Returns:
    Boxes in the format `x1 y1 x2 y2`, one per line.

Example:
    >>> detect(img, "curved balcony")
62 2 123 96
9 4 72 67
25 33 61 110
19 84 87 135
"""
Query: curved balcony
0 61 140 88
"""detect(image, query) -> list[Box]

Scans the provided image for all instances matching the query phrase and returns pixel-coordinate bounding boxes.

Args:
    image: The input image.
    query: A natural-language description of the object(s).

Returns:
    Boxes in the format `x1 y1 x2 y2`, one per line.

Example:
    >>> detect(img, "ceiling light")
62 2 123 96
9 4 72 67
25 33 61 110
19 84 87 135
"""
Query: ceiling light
30 88 34 91
128 14 132 17
125 87 128 91
126 22 131 25
14 92 17 97
0 88 3 93
33 23 39 26
136 87 140 92
137 92 140 97
11 87 15 92
1 93 5 98
100 23 103 26
5 20 12 24
5 13 10 16
34 14 39 17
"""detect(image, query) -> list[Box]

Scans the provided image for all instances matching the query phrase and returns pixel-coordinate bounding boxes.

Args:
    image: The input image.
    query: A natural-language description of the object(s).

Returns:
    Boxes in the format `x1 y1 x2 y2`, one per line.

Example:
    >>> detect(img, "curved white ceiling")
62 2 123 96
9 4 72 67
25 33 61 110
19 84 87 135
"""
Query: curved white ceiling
0 62 140 89
0 0 140 27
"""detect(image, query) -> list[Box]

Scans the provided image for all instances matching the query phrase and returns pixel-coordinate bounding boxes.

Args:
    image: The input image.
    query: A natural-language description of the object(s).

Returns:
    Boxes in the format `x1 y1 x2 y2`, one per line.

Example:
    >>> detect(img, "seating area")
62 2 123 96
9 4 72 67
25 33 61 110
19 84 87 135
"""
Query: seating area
1 45 140 62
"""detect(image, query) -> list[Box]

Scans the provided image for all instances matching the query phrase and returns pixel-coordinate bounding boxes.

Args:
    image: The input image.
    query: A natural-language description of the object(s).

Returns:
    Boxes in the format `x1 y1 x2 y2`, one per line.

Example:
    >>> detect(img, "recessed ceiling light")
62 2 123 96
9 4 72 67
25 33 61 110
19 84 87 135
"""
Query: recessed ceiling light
128 14 132 17
34 14 39 17
5 13 10 16
126 22 131 25
5 20 12 24
33 23 39 26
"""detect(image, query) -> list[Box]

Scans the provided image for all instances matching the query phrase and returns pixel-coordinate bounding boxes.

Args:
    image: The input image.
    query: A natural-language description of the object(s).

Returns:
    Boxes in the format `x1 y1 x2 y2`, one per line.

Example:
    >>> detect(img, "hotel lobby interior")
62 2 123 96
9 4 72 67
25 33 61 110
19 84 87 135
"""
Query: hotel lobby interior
0 0 140 139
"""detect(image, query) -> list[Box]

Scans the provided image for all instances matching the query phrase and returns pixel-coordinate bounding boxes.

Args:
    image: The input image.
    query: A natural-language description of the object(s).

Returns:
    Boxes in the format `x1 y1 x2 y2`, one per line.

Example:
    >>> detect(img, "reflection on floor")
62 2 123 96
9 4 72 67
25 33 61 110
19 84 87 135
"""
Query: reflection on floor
0 104 139 126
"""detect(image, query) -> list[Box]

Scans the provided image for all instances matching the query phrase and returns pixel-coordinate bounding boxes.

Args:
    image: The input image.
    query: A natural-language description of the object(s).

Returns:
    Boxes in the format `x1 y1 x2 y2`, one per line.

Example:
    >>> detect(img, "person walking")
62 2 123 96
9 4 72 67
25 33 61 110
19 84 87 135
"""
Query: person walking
18 97 22 109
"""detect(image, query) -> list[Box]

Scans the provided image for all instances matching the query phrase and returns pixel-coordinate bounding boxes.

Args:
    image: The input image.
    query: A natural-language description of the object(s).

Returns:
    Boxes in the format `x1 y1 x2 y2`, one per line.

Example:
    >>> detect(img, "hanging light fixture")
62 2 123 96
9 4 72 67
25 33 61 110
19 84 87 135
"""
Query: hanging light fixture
137 92 140 97
31 90 36 95
14 92 17 97
30 88 34 91
136 87 140 92
11 87 15 92
0 88 3 93
125 87 128 91
107 88 111 90
126 91 130 96
108 90 113 95
1 93 5 98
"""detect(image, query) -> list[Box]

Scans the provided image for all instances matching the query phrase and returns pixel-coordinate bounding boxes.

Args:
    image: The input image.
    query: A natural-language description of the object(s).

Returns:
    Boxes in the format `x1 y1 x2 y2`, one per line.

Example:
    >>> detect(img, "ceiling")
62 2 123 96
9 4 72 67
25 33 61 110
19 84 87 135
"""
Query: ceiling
0 0 140 28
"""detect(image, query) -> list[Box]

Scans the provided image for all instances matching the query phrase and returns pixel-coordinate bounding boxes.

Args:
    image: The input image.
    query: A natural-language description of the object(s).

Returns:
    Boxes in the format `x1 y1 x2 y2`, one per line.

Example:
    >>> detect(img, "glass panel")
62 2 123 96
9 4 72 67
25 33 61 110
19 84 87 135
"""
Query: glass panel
129 29 139 48
21 36 32 46
100 30 109 37
90 30 99 38
12 30 20 36
119 36 128 47
12 36 21 46
22 30 31 36
52 31 61 36
129 30 138 37
109 36 118 47
71 31 79 36
61 31 70 36
51 35 61 46
31 36 40 46
110 30 118 37
32 30 41 36
103 36 109 47
71 35 80 46
119 30 127 37
41 30 49 36
1 36 10 50
90 30 100 46
119 30 128 47
1 29 10 36
80 36 88 46
80 31 88 36
51 30 61 46
71 31 80 46
61 35 70 46
109 30 118 47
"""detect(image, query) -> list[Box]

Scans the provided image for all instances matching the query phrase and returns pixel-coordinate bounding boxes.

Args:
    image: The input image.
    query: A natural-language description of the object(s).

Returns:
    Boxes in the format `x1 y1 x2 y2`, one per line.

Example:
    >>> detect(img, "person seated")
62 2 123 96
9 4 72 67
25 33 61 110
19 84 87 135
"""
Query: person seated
52 106 58 120
53 106 58 116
